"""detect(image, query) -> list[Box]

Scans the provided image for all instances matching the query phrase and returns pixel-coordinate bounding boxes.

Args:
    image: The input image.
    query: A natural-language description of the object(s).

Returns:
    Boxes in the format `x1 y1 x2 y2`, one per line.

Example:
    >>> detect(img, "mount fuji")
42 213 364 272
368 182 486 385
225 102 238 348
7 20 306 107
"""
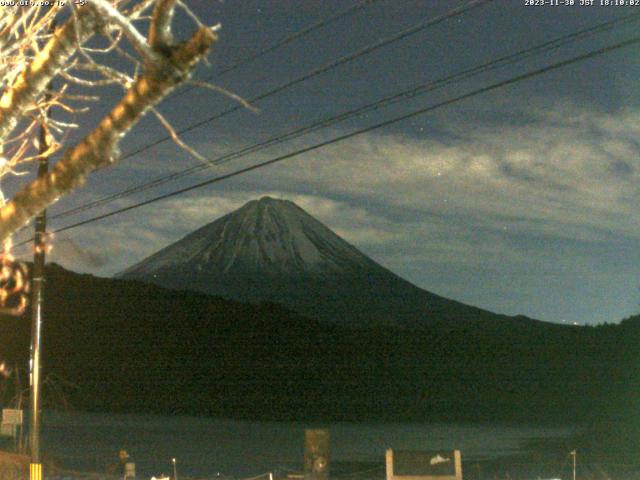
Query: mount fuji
120 196 533 328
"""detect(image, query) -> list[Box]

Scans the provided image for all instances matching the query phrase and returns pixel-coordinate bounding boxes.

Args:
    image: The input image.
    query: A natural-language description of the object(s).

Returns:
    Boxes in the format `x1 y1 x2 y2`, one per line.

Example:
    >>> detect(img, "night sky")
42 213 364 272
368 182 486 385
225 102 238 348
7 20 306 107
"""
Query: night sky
11 0 640 326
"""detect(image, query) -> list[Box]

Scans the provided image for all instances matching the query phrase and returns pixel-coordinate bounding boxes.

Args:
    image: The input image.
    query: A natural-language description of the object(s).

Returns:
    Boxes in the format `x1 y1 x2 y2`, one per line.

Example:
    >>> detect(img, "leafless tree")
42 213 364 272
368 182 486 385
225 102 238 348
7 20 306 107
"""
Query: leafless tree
0 1 218 313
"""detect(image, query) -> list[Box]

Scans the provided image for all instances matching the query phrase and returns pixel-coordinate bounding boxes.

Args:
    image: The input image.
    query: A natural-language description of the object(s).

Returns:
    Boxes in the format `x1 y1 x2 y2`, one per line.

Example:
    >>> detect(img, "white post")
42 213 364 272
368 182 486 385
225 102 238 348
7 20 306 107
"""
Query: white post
385 449 394 480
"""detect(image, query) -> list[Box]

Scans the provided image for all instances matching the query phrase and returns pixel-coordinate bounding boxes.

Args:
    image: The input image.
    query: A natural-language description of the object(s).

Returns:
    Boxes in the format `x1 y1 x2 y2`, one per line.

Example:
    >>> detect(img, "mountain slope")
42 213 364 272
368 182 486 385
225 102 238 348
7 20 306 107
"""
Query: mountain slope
0 264 628 424
120 197 539 329
122 196 380 276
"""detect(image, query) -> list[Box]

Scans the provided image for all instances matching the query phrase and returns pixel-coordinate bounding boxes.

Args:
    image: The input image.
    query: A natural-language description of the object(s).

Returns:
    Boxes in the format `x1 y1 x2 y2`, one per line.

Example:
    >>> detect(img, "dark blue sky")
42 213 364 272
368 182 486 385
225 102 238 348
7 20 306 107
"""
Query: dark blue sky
13 0 640 325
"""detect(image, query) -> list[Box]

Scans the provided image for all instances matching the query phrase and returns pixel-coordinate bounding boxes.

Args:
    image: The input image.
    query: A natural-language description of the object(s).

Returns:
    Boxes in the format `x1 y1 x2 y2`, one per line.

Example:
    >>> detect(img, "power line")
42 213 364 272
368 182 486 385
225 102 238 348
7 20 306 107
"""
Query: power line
21 34 638 246
170 0 385 100
162 0 384 106
218 0 383 77
118 0 493 161
48 0 493 220
50 11 640 221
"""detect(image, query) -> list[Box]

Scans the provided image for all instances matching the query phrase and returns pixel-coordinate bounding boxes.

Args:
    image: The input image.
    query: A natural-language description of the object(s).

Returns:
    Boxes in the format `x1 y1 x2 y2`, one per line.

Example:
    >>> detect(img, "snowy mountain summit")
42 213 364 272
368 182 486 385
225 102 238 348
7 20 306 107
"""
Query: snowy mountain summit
122 196 379 277
121 197 518 328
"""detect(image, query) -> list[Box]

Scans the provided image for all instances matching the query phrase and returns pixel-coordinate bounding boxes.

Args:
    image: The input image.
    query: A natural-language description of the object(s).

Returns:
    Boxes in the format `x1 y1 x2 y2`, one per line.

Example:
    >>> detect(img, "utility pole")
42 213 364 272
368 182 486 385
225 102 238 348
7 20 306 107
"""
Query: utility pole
29 78 52 480
571 450 577 480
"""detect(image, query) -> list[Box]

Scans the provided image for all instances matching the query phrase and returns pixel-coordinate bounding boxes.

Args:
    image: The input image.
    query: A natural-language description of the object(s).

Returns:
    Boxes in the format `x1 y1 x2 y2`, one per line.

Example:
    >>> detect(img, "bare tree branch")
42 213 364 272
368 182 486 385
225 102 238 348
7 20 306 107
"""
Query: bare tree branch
187 80 259 112
0 23 217 242
0 8 97 144
149 0 178 50
151 106 210 164
89 0 161 65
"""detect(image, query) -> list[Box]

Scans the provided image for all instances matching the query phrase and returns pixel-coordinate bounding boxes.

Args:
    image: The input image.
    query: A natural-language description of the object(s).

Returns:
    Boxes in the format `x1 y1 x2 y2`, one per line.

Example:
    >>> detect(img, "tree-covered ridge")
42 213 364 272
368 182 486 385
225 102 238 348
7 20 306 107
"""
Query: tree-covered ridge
0 263 636 426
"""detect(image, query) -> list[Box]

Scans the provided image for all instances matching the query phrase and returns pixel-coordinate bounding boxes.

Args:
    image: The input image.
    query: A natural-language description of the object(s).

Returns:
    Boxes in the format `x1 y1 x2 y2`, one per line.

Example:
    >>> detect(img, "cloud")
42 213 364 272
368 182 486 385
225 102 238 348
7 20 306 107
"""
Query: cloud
51 238 107 269
213 103 640 242
44 191 400 275
59 102 640 274
161 101 640 287
37 100 640 323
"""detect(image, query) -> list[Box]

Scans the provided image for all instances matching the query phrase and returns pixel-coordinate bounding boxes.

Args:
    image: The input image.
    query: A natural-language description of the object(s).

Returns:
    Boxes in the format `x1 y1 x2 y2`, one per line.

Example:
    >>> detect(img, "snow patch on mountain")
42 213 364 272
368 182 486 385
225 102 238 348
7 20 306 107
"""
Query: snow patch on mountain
121 196 380 278
120 196 518 329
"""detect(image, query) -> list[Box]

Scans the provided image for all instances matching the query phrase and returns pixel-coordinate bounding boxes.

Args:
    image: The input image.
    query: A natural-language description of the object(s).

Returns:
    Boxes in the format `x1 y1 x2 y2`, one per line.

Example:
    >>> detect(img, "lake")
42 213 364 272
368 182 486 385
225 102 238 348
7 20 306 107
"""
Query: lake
39 411 576 478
